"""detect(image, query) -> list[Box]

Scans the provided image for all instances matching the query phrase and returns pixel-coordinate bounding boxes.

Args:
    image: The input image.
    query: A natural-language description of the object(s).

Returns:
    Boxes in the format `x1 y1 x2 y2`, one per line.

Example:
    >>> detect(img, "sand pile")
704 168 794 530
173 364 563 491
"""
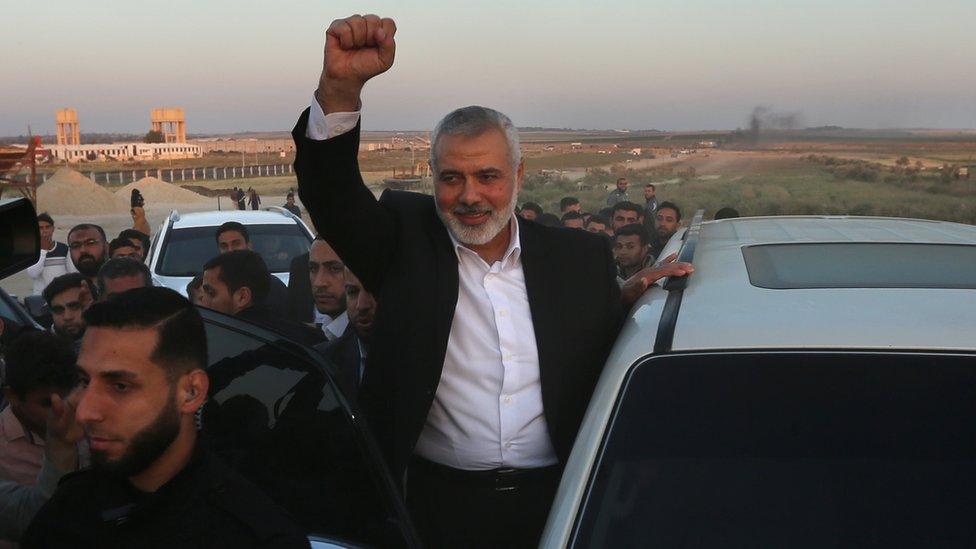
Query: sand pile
36 168 124 216
114 177 211 206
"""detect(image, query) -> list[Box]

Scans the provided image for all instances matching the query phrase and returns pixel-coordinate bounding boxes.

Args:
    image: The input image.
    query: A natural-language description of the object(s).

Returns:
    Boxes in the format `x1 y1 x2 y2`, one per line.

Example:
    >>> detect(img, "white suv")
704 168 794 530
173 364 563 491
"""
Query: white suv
148 207 314 296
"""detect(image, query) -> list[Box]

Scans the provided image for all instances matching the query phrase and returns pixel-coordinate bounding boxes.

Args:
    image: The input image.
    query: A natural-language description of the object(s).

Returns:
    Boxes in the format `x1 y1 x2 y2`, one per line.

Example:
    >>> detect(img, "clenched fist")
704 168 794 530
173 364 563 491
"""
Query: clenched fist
316 14 397 114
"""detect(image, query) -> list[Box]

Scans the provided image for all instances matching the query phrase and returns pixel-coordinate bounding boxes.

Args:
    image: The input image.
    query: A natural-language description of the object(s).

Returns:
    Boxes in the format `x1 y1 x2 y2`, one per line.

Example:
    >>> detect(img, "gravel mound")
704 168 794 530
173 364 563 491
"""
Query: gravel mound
36 168 124 215
114 177 212 206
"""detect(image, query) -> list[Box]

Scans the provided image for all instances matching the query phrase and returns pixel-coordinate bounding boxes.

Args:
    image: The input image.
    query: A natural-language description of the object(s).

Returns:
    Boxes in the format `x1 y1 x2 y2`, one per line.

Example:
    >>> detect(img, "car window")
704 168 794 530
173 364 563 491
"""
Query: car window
156 224 310 276
201 316 413 547
573 352 976 548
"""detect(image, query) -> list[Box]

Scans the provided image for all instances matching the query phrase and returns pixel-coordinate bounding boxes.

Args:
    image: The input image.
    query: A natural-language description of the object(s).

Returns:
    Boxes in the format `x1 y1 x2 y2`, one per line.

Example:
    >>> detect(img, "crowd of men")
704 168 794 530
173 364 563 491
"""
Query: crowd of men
0 13 708 548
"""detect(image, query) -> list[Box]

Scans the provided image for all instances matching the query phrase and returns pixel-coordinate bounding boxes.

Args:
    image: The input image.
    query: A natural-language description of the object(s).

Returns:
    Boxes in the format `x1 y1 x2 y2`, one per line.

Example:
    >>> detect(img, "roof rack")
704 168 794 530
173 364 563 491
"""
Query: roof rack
653 208 704 354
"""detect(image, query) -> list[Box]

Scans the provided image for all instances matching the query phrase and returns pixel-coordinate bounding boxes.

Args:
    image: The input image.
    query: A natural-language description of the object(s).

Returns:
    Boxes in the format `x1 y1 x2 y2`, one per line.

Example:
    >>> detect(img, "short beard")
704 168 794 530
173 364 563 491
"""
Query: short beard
90 389 181 478
436 186 518 246
74 253 104 277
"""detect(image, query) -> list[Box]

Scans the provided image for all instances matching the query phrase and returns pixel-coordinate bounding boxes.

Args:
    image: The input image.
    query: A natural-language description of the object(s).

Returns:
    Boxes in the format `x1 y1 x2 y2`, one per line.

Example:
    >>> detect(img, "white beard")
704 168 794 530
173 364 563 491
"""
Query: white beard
436 186 518 246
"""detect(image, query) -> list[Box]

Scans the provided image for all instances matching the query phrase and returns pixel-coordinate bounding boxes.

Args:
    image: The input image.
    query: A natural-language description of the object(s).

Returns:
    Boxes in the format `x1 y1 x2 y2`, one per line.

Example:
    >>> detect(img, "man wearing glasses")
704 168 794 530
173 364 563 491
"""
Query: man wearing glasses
66 224 109 293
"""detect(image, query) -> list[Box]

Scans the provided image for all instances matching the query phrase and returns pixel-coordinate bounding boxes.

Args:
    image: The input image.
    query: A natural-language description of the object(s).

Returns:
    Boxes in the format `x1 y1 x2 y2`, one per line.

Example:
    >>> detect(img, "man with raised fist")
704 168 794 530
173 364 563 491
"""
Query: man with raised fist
292 14 693 548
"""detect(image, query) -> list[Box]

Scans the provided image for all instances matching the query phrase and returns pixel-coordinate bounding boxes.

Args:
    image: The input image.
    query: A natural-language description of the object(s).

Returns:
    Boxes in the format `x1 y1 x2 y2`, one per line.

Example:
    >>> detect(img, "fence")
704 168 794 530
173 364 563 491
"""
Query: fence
33 163 294 186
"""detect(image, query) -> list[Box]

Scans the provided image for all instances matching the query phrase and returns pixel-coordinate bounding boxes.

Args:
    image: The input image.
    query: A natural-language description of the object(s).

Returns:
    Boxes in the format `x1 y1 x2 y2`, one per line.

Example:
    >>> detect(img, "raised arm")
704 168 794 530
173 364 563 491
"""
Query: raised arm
293 15 399 293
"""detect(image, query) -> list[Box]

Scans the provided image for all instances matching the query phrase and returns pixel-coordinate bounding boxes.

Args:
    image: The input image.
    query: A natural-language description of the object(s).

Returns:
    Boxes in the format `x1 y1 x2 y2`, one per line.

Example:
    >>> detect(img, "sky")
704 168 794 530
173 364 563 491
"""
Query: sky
2 0 975 135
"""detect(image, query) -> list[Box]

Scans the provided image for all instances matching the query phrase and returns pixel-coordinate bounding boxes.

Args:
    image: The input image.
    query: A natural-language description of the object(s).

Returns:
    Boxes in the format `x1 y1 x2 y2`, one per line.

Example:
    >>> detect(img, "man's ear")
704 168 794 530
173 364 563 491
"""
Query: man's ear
232 286 253 313
178 369 210 414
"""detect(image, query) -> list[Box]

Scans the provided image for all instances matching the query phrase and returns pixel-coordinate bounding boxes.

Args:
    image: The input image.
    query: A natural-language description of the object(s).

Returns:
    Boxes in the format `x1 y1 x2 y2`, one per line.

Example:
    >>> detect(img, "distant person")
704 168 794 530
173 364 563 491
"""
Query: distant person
314 268 376 407
96 257 152 300
200 250 324 347
213 222 290 315
0 331 78 487
26 213 71 297
66 224 109 291
236 187 246 210
714 207 740 220
614 224 653 280
283 191 302 217
248 187 261 211
561 211 585 229
643 183 658 217
21 288 309 548
585 214 613 237
42 273 93 346
559 197 581 215
610 201 643 233
185 275 204 306
606 177 629 206
651 201 682 259
308 238 348 342
118 229 151 263
108 237 140 260
537 212 562 227
518 202 543 221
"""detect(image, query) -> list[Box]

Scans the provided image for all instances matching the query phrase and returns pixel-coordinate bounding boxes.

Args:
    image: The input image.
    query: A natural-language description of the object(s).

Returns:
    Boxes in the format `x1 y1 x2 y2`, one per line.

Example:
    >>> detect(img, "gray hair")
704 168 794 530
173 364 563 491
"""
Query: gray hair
430 106 521 170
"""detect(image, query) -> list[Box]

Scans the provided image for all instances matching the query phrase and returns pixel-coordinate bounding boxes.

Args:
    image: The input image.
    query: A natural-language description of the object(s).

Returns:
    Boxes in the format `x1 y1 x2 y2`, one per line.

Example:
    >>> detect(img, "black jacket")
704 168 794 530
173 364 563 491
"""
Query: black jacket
314 331 364 408
286 252 314 324
237 304 325 347
293 110 624 479
21 445 309 548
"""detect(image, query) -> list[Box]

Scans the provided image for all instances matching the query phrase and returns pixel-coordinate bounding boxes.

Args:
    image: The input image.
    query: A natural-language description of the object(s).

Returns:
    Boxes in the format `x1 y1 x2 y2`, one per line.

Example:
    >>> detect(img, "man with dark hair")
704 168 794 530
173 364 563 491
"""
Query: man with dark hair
118 229 150 263
315 268 376 407
536 212 562 227
42 273 93 344
308 239 348 341
559 197 580 215
201 251 323 346
610 201 643 233
213 222 290 315
651 201 682 259
585 214 613 237
606 177 629 206
215 222 250 253
26 213 70 296
560 211 584 229
518 202 542 221
0 331 78 488
614 224 653 280
108 237 140 260
643 183 658 218
283 192 302 217
22 287 308 547
67 224 108 288
96 257 152 300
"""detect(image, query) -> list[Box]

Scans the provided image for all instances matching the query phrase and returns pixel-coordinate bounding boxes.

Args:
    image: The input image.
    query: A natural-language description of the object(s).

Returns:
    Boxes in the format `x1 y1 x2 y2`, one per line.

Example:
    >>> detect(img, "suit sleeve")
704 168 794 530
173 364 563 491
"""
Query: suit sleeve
292 109 397 294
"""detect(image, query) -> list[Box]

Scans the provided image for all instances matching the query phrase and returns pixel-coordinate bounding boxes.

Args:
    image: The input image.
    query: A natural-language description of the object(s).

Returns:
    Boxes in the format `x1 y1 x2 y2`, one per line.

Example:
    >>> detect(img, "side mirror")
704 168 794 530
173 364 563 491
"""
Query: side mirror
0 198 40 280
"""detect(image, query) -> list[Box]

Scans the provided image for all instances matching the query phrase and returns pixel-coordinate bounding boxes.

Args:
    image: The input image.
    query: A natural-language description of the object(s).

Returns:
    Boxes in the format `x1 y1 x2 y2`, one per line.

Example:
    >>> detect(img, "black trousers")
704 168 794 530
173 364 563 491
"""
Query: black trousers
405 457 561 549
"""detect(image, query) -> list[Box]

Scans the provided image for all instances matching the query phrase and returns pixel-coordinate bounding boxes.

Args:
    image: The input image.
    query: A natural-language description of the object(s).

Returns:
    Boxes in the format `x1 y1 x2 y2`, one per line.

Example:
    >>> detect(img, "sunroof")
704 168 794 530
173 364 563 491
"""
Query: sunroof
742 243 976 289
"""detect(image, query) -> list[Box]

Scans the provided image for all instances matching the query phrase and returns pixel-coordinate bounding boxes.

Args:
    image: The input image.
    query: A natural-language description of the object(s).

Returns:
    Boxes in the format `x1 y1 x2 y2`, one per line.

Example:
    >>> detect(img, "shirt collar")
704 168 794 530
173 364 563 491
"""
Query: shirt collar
446 216 522 269
0 406 36 444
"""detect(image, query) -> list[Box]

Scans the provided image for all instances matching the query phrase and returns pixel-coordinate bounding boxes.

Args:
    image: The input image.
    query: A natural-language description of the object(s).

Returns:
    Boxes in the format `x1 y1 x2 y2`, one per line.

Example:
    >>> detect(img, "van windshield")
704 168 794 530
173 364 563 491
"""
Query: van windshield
156 224 310 276
574 352 976 548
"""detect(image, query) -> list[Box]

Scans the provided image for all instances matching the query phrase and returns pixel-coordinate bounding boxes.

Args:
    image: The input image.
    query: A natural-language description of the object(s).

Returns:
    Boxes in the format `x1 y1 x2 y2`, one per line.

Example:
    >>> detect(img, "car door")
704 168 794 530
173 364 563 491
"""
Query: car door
199 308 420 548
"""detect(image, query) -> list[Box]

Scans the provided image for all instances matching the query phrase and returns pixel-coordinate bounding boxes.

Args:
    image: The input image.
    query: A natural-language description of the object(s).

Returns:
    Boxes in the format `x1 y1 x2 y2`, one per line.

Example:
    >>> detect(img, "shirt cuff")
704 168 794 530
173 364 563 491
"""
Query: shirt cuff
306 93 361 141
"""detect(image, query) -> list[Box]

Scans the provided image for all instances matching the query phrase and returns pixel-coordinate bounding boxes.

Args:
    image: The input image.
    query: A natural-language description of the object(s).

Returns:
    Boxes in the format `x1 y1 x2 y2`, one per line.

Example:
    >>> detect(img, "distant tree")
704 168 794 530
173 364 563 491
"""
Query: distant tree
895 156 910 167
144 130 165 143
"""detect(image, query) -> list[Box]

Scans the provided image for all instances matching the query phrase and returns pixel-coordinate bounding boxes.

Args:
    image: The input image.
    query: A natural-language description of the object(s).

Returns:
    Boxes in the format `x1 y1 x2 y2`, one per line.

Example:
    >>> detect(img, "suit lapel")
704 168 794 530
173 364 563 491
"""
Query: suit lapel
517 219 562 426
427 212 460 384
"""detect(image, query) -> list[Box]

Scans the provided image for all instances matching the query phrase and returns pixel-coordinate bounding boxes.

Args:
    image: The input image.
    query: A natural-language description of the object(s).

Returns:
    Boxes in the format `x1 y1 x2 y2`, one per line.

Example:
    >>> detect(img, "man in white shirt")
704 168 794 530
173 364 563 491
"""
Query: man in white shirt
25 214 71 296
293 14 693 547
309 238 348 341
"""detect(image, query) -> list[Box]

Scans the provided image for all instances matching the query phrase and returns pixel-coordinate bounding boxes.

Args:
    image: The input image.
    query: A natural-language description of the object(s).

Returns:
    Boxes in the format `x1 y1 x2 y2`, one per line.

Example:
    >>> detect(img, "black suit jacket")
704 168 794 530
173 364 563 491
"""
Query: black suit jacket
286 252 313 324
293 110 623 479
314 331 364 408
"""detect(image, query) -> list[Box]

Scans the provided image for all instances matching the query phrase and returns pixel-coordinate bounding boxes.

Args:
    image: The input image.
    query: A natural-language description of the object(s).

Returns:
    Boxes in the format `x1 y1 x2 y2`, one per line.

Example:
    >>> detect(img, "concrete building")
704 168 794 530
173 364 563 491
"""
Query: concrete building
190 138 295 154
151 108 187 143
47 142 201 162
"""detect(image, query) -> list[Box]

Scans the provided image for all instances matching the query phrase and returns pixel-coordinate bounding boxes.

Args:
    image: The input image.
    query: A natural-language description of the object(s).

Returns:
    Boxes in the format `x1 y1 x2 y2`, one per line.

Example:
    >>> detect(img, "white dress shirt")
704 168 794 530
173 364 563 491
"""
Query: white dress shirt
306 100 557 470
314 308 349 342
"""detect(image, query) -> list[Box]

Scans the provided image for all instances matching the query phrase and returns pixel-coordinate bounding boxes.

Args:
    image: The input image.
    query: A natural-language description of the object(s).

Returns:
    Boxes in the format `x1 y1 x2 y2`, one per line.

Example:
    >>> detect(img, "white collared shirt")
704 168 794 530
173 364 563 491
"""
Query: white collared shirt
314 308 349 342
307 101 556 470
